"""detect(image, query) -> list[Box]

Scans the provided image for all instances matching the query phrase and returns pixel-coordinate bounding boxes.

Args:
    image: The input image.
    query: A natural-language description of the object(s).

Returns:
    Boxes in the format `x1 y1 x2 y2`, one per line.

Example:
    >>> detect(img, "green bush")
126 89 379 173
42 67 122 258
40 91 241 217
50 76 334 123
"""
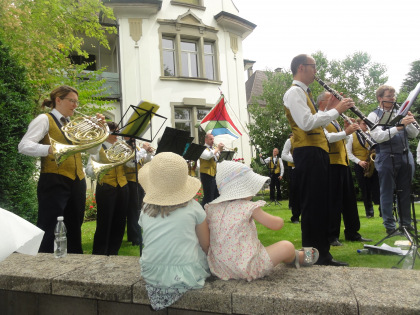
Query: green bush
0 39 38 223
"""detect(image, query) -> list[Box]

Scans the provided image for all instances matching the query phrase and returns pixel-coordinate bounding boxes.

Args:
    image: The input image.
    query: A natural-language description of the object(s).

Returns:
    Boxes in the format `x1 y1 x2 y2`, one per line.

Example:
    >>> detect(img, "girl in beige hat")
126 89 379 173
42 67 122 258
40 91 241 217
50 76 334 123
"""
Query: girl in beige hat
205 161 319 281
138 152 210 310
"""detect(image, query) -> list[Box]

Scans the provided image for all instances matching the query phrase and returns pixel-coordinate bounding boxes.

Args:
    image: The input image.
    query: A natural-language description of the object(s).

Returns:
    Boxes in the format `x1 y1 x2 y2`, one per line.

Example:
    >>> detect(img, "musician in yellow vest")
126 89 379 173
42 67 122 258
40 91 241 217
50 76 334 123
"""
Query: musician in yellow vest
86 122 129 255
259 148 284 202
123 139 153 247
19 85 104 253
318 92 371 247
281 134 300 223
199 133 224 206
283 54 353 267
346 118 381 218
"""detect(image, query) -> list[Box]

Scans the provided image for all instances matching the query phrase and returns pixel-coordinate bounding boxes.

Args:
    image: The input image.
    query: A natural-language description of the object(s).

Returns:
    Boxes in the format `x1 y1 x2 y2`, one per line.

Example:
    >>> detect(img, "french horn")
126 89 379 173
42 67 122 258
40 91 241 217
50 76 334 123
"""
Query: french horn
91 140 135 182
50 110 109 166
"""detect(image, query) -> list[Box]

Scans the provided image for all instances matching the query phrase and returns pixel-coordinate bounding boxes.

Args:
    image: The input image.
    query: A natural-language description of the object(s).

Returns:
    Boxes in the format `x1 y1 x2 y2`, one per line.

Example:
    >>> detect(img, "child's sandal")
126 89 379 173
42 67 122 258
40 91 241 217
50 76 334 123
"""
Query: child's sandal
300 247 319 266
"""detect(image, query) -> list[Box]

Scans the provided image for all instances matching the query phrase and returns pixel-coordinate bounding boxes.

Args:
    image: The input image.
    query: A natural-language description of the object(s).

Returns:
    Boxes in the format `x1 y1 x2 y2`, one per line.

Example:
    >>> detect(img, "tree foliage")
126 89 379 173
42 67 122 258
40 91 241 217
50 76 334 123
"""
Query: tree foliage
0 0 116 109
0 39 38 222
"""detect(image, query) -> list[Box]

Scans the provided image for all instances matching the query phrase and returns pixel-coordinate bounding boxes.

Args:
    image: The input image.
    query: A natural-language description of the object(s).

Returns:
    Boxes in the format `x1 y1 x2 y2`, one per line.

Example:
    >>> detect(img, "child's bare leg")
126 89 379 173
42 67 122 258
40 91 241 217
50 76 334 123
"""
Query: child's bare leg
265 240 297 266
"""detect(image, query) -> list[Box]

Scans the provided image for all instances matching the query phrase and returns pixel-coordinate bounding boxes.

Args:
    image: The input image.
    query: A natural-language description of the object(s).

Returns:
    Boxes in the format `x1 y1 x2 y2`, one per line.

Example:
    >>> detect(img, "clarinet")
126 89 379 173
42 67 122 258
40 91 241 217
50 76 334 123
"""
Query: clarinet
314 76 375 129
391 102 420 131
314 76 377 149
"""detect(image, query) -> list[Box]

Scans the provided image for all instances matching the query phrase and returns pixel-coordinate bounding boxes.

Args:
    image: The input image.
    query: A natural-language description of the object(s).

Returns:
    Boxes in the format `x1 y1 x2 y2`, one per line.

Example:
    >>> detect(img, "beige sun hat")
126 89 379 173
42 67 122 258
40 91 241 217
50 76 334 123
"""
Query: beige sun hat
139 152 201 206
209 161 270 204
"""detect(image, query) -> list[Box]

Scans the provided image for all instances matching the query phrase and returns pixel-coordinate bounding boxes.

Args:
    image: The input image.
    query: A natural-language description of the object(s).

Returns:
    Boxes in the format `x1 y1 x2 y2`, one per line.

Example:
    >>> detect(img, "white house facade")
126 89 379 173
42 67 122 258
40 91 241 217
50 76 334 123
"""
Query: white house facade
84 0 256 164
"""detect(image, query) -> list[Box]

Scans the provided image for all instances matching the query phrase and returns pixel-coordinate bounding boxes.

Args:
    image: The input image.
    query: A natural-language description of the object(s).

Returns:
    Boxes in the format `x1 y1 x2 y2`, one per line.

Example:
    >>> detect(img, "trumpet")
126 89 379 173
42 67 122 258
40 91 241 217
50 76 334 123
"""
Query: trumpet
314 76 377 149
91 140 135 181
50 110 109 165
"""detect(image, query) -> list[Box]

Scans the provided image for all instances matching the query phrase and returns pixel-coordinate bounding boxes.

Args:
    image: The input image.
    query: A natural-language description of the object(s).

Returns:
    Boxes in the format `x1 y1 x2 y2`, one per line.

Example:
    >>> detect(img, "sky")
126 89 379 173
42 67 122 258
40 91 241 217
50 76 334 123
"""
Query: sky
235 0 420 92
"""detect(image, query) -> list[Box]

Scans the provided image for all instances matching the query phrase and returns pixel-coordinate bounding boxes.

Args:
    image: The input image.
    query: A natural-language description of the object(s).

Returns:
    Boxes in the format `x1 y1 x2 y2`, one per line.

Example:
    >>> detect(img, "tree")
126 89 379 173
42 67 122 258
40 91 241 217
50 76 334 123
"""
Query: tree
0 39 38 222
0 0 116 110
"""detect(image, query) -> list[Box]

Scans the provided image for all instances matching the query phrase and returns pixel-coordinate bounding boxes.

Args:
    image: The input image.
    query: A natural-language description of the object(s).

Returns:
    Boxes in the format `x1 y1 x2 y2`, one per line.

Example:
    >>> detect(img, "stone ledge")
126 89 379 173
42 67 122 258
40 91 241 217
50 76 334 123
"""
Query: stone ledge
0 253 419 314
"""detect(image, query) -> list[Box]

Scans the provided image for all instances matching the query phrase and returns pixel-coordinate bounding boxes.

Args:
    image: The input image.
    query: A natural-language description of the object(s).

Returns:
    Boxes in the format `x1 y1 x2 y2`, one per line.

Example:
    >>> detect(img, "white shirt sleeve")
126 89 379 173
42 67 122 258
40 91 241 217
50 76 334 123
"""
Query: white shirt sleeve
324 128 348 143
283 84 340 131
346 135 360 164
200 147 216 160
279 158 284 177
18 114 51 157
281 139 294 163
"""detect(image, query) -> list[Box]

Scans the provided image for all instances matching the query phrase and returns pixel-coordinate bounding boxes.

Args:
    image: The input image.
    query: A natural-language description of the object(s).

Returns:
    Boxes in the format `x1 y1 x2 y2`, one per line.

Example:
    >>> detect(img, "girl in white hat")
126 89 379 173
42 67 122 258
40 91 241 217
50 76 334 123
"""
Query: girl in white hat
205 161 318 281
138 152 210 310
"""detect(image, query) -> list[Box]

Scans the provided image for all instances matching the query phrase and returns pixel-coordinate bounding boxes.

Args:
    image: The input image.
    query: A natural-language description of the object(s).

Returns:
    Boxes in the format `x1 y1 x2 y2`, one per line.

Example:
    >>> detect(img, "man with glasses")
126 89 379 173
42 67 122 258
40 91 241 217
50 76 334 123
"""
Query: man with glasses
367 85 419 235
283 54 354 266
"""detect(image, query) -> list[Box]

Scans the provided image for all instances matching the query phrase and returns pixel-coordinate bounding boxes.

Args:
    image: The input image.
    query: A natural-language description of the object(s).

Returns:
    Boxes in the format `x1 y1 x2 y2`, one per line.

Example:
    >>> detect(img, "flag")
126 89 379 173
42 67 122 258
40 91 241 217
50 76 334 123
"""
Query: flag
200 95 242 145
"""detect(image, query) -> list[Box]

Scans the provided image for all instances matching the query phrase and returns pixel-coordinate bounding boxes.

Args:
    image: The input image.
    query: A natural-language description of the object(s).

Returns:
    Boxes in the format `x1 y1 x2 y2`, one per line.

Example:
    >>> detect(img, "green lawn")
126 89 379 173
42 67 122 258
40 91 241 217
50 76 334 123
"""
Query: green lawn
82 199 420 269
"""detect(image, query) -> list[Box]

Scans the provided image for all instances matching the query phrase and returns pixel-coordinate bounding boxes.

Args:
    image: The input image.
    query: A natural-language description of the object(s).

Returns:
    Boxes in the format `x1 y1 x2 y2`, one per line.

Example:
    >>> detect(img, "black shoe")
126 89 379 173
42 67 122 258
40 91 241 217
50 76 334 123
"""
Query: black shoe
345 236 372 242
319 259 349 267
330 239 343 246
386 228 402 236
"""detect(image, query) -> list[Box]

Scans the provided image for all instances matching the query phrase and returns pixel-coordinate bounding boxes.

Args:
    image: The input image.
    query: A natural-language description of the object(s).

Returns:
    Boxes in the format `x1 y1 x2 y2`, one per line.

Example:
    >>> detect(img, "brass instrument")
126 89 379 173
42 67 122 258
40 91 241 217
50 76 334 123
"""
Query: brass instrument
364 150 376 178
50 110 109 166
314 76 377 149
91 140 135 181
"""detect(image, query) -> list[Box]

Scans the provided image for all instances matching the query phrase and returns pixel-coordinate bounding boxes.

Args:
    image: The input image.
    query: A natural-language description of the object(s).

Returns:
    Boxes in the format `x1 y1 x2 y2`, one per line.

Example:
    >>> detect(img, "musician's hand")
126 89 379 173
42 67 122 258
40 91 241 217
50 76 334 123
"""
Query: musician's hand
259 153 263 157
400 114 415 126
217 143 224 151
345 123 359 135
335 98 355 114
279 176 282 180
358 161 368 169
95 113 106 122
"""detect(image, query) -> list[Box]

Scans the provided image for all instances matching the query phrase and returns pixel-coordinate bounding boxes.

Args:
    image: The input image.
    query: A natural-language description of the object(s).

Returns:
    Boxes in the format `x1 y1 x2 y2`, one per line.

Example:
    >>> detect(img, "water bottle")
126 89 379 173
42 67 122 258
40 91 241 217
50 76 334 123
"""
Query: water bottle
357 249 372 255
54 216 67 258
402 246 416 270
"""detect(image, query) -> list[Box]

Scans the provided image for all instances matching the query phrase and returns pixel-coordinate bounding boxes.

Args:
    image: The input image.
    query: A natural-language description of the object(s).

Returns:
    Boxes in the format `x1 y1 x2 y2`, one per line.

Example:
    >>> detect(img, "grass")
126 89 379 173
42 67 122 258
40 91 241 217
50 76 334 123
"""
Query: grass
82 197 420 269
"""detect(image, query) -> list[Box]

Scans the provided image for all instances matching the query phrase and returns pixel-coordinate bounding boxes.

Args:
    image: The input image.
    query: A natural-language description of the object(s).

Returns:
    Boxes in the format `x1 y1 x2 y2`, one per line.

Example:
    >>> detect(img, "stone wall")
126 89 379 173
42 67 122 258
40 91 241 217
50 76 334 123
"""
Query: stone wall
0 253 419 314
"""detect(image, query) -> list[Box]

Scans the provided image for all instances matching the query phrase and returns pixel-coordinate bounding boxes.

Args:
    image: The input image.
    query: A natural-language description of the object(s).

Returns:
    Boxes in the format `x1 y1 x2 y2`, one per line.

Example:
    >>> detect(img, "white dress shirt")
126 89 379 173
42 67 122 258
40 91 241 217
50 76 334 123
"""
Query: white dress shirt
259 155 284 176
367 108 419 143
200 144 219 161
281 138 294 164
283 80 340 131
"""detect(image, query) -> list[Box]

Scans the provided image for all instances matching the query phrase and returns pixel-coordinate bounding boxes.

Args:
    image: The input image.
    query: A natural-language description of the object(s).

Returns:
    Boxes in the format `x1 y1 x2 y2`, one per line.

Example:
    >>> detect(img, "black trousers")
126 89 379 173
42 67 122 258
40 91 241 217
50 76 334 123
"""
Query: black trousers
293 147 332 264
126 181 144 245
328 165 361 242
269 172 281 200
289 167 301 222
92 183 129 255
200 173 219 206
353 164 380 216
37 173 86 254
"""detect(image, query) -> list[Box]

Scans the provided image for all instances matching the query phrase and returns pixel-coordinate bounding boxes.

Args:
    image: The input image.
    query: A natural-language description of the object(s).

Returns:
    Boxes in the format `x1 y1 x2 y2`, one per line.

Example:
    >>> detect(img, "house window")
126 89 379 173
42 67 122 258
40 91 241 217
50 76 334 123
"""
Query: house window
171 0 203 6
204 42 215 81
162 38 176 76
181 41 198 77
173 106 210 144
159 13 219 82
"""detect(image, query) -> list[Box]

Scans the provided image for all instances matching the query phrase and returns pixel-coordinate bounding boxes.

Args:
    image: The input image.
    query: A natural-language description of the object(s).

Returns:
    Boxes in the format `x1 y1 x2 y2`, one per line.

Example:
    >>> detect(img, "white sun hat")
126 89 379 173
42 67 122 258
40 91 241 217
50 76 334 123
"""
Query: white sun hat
209 161 269 204
139 152 201 206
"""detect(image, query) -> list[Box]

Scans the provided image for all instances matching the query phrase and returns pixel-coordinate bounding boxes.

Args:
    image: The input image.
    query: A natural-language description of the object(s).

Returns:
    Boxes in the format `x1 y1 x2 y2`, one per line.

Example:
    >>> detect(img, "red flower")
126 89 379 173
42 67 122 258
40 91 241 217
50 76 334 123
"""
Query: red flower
89 205 94 209
196 192 202 196
195 198 198 201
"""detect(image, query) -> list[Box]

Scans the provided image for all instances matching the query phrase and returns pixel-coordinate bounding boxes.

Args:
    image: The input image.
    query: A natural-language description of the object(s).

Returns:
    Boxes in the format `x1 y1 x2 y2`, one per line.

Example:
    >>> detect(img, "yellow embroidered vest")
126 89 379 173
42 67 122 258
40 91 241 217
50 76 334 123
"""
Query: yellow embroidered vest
325 122 349 166
40 114 84 180
98 146 127 187
351 133 369 162
269 157 281 174
284 87 329 153
200 148 217 177
124 160 143 183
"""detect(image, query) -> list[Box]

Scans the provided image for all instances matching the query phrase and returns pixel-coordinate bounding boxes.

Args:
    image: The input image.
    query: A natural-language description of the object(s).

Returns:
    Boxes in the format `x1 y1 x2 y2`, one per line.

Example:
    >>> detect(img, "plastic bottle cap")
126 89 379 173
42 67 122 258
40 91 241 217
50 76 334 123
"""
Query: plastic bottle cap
57 216 64 221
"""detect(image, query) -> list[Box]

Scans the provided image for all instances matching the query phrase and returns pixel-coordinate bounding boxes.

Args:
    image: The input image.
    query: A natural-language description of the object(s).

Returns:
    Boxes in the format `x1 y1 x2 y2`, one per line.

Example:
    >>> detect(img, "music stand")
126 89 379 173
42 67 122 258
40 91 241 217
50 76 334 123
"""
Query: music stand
113 100 167 255
218 151 235 162
155 127 193 156
183 143 206 161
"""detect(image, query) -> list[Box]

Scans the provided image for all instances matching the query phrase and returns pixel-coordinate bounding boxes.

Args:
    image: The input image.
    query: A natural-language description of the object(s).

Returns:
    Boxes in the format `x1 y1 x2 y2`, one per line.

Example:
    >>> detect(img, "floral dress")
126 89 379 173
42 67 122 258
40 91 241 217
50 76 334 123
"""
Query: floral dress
205 199 273 281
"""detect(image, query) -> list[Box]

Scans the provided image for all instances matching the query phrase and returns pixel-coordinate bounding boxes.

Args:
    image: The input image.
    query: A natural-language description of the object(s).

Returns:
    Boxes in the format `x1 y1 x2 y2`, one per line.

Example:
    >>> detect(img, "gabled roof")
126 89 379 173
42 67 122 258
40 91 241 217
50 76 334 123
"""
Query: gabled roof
245 70 267 106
